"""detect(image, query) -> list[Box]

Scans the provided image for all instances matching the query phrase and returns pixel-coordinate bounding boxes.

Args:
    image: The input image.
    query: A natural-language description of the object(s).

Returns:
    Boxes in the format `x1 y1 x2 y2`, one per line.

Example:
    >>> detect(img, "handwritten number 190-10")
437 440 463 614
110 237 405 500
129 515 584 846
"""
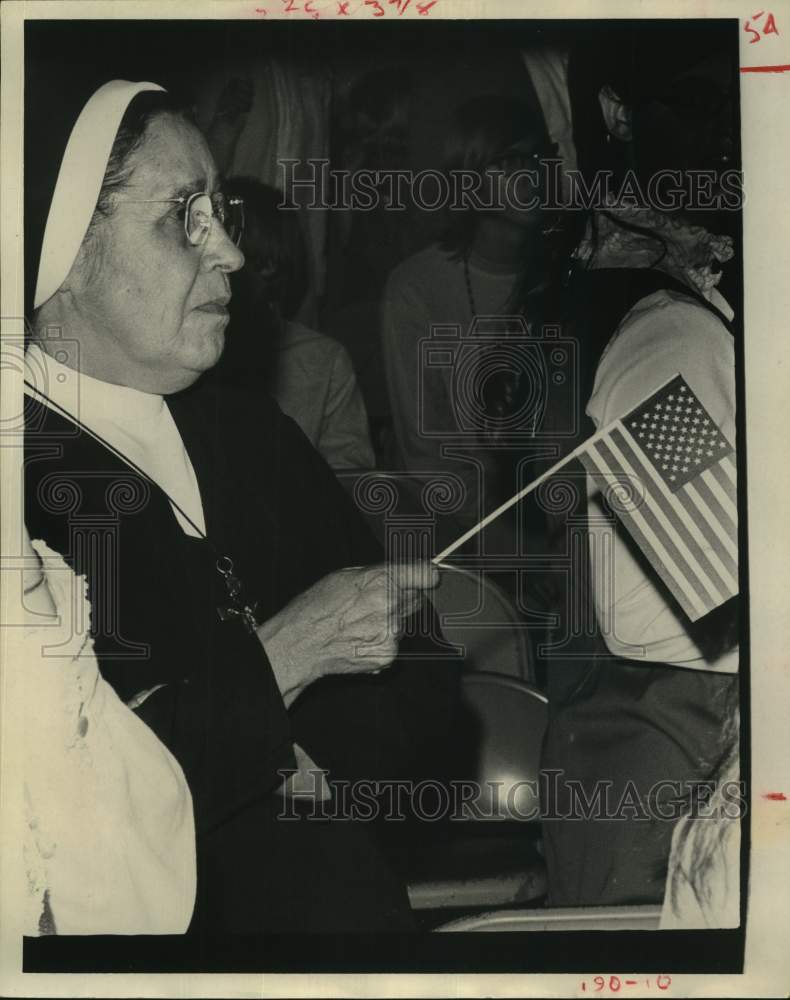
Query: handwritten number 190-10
581 976 672 992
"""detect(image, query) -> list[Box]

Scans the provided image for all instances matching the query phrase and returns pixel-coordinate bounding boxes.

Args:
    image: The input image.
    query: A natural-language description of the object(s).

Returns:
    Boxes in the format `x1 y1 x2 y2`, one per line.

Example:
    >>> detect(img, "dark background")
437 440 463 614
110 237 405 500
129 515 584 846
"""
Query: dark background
23 16 748 976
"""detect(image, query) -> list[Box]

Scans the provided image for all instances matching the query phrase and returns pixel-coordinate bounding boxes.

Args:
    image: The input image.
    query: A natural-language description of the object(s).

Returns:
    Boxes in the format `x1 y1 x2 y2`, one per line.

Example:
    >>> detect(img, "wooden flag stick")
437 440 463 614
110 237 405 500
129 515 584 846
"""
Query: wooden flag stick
431 373 685 565
431 421 616 565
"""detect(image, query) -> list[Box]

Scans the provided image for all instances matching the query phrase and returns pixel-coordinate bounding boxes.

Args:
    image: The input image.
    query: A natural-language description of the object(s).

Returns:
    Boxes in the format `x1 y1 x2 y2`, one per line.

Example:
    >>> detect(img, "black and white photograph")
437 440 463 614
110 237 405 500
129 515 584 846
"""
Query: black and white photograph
0 1 788 995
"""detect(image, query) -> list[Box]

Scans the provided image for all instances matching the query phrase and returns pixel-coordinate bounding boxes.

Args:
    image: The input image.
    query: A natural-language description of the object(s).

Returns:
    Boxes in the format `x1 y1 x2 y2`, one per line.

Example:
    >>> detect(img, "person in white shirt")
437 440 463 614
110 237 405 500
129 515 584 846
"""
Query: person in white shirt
381 95 561 550
540 22 741 914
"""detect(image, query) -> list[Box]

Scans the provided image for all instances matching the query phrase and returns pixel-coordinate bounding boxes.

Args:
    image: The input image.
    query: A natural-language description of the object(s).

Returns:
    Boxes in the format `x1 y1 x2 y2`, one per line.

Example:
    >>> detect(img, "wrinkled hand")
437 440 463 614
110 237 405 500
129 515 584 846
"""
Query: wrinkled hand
257 562 439 706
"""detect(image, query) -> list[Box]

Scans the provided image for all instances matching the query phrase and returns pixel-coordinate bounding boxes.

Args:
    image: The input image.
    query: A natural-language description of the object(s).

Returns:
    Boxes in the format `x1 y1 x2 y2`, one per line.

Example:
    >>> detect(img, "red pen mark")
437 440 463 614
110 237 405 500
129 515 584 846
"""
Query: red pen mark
657 975 672 990
337 0 350 11
762 791 788 800
417 0 437 12
741 62 790 71
282 0 299 11
626 982 638 987
254 5 267 11
745 10 780 43
365 0 385 14
304 0 320 16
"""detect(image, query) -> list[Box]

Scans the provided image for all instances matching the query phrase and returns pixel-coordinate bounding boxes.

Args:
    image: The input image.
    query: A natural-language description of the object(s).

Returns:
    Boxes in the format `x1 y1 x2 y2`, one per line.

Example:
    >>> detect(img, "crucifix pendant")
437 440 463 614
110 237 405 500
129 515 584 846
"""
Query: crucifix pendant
217 602 261 634
215 555 261 634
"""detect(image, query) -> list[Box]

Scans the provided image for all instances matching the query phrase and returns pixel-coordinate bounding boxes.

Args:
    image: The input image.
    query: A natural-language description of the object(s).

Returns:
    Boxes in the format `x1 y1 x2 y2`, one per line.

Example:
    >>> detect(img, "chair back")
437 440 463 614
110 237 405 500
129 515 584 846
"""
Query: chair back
432 565 534 683
456 672 548 822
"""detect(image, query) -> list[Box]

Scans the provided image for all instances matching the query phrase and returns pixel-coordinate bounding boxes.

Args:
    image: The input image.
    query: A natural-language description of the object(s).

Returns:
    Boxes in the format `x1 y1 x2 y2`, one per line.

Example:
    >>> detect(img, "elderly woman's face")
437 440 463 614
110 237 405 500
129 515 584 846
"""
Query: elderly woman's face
72 113 244 393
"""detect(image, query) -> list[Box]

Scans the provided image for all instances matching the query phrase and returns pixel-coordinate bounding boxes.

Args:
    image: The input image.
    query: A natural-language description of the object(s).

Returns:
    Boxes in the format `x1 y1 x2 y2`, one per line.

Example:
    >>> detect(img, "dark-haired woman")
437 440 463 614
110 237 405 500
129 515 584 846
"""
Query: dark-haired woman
381 95 559 551
540 22 741 913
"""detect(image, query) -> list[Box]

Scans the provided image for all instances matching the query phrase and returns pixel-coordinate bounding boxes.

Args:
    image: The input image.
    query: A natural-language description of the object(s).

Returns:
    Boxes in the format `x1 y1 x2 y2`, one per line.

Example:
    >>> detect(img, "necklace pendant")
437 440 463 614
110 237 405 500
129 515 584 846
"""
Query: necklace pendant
217 600 261 634
215 554 261 634
238 602 261 634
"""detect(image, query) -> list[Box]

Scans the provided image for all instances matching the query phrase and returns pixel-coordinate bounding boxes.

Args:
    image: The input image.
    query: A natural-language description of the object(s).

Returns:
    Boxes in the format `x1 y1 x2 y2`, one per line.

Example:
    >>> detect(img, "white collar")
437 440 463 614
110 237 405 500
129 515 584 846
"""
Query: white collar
704 286 735 323
24 342 206 537
24 342 166 426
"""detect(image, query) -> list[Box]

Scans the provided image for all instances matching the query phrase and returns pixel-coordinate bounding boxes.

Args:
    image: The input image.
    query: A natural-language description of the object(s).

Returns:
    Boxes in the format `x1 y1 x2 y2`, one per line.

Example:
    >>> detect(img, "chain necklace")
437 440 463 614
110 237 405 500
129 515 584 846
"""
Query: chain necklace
460 254 544 439
24 379 262 634
462 252 478 318
464 250 549 329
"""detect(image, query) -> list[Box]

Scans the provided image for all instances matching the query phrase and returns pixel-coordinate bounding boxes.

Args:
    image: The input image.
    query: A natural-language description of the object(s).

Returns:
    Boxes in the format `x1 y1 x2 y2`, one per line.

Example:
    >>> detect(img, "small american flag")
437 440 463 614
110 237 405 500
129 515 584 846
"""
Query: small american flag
578 374 738 622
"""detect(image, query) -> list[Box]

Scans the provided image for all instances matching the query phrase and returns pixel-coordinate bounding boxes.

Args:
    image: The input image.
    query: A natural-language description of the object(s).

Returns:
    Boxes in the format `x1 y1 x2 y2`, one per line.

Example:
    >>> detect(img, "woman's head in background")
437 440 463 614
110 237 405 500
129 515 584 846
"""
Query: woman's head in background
569 21 738 216
228 176 309 323
440 94 555 255
210 177 309 390
338 67 411 173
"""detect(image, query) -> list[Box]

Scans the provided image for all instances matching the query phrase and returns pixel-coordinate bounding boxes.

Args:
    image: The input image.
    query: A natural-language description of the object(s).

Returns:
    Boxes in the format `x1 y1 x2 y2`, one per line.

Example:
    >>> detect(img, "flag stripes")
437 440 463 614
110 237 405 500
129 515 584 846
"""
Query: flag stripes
580 445 711 619
702 467 738 526
673 485 738 582
691 476 737 550
611 426 738 601
711 457 737 505
580 413 739 622
599 434 717 614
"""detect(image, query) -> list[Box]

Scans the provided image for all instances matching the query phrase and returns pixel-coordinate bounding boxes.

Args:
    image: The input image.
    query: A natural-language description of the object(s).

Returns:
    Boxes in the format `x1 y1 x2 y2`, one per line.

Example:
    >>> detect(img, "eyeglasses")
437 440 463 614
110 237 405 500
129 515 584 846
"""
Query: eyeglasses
114 191 245 247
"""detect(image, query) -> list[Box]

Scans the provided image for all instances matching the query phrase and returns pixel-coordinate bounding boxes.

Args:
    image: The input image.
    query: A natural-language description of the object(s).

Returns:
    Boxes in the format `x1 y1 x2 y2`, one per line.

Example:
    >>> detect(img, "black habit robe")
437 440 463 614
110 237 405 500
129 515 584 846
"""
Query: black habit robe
24 377 460 935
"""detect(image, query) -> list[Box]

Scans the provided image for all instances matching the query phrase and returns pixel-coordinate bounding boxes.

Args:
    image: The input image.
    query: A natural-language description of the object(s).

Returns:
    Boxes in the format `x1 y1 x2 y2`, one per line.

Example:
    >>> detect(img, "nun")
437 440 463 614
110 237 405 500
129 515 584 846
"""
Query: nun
23 77 459 938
